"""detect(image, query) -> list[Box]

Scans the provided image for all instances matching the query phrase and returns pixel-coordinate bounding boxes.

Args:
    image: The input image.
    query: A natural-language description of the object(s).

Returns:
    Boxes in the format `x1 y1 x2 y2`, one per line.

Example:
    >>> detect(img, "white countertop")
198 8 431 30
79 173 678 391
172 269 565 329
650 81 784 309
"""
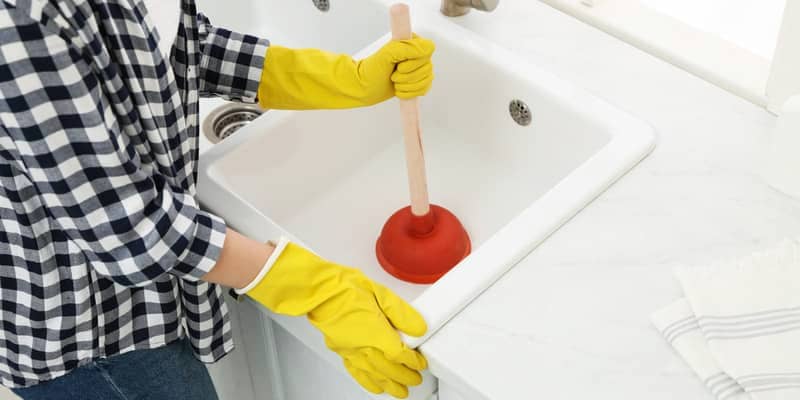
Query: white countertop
418 1 800 399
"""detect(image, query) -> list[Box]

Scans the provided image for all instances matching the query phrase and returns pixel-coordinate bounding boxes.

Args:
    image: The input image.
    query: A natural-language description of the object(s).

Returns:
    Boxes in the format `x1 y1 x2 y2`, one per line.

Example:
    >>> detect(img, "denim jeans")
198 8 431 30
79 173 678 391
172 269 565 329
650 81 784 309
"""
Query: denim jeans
12 338 219 400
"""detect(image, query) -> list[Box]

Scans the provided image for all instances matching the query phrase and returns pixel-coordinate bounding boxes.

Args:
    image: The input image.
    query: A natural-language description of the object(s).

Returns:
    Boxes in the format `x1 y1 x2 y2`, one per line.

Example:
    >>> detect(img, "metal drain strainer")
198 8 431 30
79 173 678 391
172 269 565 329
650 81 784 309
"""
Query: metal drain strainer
509 99 532 126
202 104 264 144
312 0 329 12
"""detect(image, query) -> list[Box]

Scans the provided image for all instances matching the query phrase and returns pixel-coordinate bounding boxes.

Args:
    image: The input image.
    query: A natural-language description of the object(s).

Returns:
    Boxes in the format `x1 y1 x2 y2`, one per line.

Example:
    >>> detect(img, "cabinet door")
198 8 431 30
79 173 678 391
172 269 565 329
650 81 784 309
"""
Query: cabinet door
219 298 438 400
438 381 485 400
206 298 261 400
272 321 372 400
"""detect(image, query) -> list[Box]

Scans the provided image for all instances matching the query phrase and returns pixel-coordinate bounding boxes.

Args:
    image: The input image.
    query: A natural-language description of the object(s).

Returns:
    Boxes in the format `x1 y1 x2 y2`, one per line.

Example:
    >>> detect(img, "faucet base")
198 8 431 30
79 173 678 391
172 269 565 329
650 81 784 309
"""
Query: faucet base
441 3 471 17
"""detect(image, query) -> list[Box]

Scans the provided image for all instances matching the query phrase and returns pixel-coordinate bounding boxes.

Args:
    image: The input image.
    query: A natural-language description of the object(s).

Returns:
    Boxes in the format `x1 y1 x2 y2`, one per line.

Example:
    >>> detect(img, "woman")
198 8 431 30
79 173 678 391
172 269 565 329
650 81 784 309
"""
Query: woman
0 0 435 399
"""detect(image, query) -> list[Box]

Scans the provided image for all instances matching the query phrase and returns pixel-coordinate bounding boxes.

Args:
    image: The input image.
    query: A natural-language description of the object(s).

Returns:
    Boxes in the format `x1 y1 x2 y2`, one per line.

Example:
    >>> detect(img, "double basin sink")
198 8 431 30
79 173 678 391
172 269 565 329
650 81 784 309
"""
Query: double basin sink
195 0 655 397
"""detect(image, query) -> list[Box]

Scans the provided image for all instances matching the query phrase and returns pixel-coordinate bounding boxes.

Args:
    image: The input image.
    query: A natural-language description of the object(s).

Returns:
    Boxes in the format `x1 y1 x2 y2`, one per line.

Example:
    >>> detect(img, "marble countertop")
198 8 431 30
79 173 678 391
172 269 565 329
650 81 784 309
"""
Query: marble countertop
418 1 800 399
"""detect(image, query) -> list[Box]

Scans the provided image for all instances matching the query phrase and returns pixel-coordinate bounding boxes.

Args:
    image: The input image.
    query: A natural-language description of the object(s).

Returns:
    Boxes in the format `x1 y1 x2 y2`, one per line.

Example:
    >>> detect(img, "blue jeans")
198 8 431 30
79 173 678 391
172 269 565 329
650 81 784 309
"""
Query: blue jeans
12 338 218 400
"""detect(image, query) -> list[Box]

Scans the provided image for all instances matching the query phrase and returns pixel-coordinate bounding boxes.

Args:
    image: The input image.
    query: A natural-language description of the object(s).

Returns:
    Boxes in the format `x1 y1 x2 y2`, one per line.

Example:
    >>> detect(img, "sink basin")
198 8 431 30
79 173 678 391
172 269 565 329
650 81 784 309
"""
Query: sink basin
197 6 655 392
194 0 389 155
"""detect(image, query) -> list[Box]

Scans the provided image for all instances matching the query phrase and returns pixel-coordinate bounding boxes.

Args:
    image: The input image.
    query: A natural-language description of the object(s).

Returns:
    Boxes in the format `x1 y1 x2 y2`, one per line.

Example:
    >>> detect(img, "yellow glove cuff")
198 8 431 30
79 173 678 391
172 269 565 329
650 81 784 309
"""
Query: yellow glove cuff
234 237 290 295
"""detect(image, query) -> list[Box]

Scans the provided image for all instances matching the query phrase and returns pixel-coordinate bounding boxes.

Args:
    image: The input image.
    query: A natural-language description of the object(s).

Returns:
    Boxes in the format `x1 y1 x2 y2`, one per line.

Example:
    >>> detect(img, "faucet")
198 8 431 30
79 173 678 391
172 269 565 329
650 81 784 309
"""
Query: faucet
441 0 499 17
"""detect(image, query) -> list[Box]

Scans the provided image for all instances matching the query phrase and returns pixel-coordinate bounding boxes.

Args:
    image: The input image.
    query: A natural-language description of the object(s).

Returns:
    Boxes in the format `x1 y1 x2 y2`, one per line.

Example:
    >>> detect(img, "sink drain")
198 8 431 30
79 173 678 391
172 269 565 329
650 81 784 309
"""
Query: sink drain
312 0 329 12
509 99 532 126
202 104 264 144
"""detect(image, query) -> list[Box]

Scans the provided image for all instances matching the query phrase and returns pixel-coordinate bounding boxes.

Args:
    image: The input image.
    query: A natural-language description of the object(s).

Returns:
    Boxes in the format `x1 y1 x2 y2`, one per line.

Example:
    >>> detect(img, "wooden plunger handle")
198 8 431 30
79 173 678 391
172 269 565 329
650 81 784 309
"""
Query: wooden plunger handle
390 4 430 217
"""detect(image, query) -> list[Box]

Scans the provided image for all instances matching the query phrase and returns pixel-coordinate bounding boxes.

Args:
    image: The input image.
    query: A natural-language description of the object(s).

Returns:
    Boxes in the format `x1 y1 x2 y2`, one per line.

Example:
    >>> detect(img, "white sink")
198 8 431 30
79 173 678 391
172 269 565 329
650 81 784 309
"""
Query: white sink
197 7 655 399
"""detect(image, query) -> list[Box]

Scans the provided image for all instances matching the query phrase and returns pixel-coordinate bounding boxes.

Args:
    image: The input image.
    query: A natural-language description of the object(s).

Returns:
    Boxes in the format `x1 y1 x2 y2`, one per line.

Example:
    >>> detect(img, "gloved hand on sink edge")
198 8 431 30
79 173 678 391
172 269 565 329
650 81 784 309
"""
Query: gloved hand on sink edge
256 34 435 110
235 238 428 399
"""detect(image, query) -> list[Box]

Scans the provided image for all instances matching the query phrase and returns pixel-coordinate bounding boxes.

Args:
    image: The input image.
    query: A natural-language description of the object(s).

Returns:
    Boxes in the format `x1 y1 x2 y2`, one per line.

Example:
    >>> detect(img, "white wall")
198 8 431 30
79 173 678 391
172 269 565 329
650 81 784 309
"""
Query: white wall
640 0 786 59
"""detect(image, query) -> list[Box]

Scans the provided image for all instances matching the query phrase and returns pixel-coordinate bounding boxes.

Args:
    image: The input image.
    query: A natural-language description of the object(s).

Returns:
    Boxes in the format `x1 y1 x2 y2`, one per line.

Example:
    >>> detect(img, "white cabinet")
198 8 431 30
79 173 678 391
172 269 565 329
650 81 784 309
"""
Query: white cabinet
208 298 495 400
438 381 485 400
272 320 373 400
209 299 496 400
205 298 272 400
213 299 397 400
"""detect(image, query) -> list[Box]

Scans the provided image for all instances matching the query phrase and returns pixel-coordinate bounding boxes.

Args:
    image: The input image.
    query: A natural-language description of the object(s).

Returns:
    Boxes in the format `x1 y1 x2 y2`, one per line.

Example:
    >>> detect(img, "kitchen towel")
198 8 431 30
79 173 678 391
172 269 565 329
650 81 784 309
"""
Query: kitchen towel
652 299 751 400
653 238 800 400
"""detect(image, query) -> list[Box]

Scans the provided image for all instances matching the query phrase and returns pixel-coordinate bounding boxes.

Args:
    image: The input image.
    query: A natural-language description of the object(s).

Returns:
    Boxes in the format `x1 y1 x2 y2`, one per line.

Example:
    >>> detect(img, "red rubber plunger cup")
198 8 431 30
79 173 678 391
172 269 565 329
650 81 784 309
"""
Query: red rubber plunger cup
377 205 471 284
375 4 471 284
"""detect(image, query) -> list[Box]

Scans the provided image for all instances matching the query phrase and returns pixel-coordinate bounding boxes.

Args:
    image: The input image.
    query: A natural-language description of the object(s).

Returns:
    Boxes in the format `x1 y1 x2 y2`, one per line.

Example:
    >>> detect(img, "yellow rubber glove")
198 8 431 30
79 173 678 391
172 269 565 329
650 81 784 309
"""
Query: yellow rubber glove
257 35 435 110
245 242 428 399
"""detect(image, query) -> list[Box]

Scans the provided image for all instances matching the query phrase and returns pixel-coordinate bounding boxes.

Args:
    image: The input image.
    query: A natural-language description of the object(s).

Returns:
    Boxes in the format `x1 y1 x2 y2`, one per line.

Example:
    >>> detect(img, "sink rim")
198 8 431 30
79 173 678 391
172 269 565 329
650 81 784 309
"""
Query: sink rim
196 11 656 350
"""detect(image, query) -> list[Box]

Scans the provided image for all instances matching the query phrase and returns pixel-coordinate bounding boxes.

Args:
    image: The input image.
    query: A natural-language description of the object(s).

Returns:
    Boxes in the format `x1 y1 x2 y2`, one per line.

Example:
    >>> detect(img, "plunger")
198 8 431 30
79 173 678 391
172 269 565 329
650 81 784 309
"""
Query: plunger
375 4 472 284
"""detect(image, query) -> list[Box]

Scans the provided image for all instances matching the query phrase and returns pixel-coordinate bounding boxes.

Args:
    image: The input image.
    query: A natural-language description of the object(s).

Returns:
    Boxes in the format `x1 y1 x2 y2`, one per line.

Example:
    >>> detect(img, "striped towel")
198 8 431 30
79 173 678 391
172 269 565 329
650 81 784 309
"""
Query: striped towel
652 299 752 400
652 239 800 400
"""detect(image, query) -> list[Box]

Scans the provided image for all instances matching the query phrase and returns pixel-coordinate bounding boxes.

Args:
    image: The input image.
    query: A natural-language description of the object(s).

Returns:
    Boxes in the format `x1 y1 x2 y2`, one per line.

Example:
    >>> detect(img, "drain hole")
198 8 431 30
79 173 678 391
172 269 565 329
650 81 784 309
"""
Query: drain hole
509 99 532 126
203 104 264 144
312 0 329 12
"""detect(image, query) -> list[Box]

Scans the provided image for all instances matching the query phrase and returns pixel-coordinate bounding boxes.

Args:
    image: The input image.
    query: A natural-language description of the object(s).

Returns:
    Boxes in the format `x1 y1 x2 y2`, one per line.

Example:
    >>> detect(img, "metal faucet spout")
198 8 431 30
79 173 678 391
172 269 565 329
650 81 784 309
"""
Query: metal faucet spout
441 0 499 17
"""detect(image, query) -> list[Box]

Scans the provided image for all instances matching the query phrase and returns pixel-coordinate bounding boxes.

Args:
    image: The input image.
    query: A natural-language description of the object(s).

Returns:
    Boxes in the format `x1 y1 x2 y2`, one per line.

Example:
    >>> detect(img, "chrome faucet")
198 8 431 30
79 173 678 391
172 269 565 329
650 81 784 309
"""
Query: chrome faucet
441 0 499 16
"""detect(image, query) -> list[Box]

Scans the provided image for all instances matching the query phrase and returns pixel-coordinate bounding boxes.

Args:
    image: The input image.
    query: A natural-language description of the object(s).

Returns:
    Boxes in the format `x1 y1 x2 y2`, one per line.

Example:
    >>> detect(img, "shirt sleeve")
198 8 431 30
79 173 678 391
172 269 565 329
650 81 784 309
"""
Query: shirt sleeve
196 13 270 103
0 12 227 287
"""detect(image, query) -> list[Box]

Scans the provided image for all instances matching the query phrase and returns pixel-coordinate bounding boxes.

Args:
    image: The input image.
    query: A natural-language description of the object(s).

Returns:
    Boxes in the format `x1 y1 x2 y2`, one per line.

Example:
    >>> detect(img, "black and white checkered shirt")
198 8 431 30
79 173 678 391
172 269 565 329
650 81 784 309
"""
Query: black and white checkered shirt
0 0 269 387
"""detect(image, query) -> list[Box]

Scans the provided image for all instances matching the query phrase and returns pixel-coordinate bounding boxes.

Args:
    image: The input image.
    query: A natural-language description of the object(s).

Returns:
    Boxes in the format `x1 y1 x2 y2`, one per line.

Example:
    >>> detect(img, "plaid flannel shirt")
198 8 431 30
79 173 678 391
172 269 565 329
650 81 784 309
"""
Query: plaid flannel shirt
0 0 269 387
